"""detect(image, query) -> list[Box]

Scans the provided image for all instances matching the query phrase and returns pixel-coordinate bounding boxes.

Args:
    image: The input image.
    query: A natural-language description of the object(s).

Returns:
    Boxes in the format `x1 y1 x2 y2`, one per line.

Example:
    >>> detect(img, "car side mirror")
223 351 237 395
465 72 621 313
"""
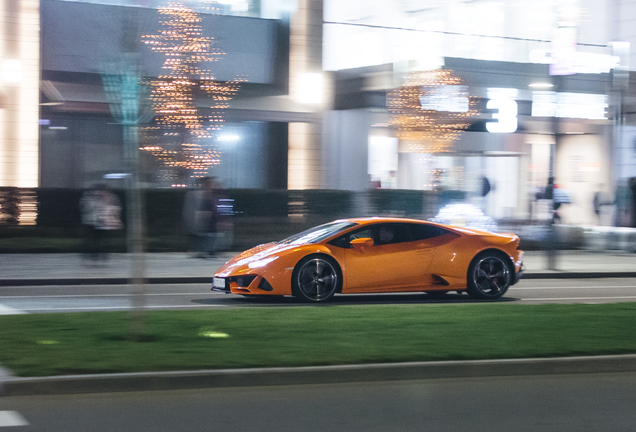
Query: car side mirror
350 237 374 249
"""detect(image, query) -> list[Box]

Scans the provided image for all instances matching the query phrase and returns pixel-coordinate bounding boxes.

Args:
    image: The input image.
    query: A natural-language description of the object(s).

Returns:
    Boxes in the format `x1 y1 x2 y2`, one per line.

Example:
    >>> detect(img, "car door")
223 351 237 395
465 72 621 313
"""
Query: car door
336 223 438 293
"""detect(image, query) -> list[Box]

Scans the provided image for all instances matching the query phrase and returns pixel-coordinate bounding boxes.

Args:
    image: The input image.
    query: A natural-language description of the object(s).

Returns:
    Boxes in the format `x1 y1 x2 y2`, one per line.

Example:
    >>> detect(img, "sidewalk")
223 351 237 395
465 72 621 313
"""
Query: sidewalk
1 250 635 286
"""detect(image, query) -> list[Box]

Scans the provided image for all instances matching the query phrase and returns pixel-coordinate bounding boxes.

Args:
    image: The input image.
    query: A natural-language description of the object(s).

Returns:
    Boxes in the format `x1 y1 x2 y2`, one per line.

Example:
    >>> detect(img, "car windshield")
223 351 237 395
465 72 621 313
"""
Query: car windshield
278 221 358 245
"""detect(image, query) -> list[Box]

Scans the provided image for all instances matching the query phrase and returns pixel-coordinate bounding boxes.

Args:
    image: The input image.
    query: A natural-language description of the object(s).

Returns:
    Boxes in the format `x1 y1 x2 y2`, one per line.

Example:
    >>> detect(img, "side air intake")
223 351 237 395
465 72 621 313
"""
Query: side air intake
432 274 450 286
258 278 274 291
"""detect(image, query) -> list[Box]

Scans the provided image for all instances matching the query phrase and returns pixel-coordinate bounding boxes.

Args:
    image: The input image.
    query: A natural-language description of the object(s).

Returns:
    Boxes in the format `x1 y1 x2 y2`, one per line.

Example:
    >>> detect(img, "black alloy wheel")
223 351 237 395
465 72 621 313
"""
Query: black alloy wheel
292 255 340 302
467 253 512 299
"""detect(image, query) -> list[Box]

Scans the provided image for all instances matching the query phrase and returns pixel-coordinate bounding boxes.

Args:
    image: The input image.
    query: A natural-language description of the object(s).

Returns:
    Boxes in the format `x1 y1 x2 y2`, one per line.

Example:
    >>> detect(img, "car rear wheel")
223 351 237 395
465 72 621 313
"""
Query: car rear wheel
467 252 512 300
292 255 340 302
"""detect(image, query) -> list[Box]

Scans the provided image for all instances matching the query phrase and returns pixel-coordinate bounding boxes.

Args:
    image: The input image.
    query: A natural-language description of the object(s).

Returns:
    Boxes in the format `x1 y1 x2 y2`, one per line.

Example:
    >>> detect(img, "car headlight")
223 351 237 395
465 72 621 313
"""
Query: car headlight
248 256 279 269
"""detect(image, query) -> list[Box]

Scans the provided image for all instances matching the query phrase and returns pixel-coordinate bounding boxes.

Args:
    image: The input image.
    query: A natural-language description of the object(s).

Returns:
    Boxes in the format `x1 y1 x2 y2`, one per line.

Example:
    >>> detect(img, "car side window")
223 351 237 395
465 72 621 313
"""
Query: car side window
376 224 413 245
330 228 372 248
409 224 449 241
350 228 374 241
330 223 424 248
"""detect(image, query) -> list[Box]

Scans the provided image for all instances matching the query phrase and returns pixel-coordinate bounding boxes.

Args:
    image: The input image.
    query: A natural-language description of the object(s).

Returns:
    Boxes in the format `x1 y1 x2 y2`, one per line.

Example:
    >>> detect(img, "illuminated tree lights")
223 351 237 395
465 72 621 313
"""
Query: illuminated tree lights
142 3 246 180
388 69 478 153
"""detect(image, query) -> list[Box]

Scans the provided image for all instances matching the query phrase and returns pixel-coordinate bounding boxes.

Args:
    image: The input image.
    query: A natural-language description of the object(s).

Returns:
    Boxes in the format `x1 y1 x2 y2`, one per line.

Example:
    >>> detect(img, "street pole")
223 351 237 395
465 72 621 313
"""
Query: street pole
124 115 146 339
101 6 152 340
103 53 149 341
546 75 562 271
122 56 147 341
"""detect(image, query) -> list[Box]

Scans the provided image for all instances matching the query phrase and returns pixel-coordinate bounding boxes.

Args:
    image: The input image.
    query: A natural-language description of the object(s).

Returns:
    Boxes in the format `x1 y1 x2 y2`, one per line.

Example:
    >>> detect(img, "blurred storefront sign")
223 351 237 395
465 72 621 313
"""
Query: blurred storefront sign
486 88 519 134
530 49 621 75
549 24 578 76
531 91 608 120
419 85 469 113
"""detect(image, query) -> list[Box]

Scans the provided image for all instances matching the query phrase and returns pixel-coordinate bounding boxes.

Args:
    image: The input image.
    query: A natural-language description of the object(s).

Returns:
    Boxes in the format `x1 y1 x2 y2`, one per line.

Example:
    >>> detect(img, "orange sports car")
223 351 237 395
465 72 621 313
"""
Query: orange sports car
212 217 524 302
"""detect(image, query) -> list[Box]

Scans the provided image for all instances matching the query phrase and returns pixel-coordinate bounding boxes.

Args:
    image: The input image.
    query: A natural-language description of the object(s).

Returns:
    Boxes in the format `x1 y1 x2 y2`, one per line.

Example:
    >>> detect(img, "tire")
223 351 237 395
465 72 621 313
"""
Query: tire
292 255 340 302
466 252 512 300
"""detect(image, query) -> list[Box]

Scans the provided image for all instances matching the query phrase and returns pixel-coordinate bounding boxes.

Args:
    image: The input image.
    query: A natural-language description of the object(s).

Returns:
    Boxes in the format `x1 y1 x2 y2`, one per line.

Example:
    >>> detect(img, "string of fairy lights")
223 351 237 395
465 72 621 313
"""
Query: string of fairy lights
388 69 478 153
142 2 247 181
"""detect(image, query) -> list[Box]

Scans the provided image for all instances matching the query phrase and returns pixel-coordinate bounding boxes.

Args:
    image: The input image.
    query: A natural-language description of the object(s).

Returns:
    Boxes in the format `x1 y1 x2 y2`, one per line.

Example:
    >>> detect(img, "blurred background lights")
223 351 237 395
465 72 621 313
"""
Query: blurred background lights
298 73 323 104
141 2 245 182
531 91 608 119
216 0 249 12
486 88 518 134
2 59 21 83
529 82 554 88
388 69 478 153
487 88 518 99
103 173 131 179
217 134 240 141
198 327 230 338
430 203 498 232
419 85 469 113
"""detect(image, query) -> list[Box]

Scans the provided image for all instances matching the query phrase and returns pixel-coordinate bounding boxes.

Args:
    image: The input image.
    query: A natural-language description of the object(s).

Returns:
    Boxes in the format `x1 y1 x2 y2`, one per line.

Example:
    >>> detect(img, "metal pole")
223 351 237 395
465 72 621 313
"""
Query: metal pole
122 61 147 340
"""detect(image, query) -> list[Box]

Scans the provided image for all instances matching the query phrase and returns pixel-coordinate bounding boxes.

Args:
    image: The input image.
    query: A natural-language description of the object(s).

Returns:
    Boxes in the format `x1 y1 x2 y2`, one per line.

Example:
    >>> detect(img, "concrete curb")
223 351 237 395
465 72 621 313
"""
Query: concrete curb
2 355 636 396
1 272 636 287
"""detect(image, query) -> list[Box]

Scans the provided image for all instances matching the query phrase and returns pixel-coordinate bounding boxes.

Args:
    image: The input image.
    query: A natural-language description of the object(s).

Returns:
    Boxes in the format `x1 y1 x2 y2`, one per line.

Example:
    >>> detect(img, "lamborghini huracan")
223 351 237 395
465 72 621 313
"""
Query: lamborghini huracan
212 217 524 302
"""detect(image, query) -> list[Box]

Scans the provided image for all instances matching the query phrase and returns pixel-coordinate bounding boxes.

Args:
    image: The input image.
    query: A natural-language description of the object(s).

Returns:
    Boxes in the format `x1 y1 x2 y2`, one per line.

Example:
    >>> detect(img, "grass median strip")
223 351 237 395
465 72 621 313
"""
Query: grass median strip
1 302 636 377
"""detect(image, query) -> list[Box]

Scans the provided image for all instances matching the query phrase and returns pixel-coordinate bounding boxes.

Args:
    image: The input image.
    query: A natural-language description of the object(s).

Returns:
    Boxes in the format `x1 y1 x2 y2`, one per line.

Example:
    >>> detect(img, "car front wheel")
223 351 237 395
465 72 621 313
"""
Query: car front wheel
292 255 340 302
467 252 512 300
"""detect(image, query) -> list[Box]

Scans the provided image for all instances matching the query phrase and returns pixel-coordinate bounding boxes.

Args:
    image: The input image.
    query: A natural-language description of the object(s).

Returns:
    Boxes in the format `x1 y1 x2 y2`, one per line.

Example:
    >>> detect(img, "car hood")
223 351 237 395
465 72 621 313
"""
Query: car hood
219 242 299 273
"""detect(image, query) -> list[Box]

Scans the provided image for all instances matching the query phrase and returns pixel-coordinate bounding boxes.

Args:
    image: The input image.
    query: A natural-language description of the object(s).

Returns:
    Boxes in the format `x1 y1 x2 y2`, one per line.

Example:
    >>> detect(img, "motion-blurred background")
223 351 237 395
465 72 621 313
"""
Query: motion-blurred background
1 0 636 253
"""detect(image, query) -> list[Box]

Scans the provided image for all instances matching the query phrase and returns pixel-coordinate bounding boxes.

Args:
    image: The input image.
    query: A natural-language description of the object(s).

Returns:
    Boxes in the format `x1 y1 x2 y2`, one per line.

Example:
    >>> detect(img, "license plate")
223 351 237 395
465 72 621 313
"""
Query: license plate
213 277 226 289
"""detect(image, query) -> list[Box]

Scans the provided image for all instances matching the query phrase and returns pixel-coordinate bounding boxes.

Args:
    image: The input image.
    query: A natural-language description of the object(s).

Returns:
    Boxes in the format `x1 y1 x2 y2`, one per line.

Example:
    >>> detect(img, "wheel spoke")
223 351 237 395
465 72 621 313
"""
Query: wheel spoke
491 278 502 291
317 274 333 284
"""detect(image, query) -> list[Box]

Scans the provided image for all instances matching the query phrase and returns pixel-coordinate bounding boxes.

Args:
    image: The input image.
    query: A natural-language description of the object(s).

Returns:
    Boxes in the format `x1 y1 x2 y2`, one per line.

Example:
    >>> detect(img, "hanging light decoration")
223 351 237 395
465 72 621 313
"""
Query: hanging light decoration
142 2 247 180
388 69 478 153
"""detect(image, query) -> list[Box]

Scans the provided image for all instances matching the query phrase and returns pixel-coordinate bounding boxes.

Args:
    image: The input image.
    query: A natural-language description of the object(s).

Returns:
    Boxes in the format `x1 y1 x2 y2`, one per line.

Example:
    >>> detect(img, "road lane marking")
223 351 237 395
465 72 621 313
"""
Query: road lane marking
0 304 26 315
3 286 636 300
0 411 29 427
0 293 218 299
20 304 226 311
512 286 636 290
520 296 636 301
0 284 213 289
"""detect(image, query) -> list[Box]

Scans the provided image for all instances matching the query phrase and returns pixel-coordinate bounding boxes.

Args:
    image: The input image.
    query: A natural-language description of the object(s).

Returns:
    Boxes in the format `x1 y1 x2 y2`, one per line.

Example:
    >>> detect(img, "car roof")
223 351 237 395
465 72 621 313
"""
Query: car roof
337 217 436 226
333 217 488 236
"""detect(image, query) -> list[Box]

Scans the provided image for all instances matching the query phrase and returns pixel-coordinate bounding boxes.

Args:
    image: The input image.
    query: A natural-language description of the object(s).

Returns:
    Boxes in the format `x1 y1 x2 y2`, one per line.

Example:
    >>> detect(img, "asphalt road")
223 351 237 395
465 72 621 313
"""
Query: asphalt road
1 278 636 313
1 372 636 431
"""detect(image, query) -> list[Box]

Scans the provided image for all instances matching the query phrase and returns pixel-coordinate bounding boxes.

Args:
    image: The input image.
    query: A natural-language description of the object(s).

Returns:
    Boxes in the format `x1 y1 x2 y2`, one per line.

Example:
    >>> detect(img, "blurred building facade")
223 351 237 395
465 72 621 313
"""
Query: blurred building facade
38 0 299 190
2 0 636 226
320 0 635 226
